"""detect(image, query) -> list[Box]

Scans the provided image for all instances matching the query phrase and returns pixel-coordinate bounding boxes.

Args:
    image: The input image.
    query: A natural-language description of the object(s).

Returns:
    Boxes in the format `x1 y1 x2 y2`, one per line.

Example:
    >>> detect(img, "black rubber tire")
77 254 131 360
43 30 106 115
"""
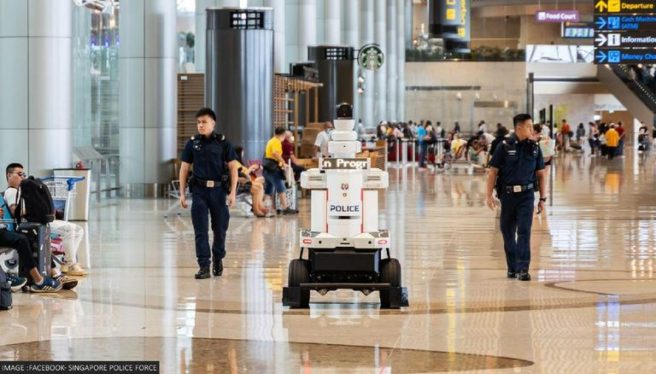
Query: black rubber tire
379 258 401 308
380 258 401 287
288 259 310 308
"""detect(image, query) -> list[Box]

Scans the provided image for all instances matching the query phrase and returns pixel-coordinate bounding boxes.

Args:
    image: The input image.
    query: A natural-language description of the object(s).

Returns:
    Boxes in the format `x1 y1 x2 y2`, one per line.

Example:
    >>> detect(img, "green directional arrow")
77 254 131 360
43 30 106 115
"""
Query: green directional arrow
595 0 608 12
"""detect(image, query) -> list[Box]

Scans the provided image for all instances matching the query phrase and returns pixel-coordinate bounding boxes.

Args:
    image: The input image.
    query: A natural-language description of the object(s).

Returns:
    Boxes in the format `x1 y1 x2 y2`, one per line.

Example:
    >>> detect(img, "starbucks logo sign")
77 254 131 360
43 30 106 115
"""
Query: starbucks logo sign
357 44 384 71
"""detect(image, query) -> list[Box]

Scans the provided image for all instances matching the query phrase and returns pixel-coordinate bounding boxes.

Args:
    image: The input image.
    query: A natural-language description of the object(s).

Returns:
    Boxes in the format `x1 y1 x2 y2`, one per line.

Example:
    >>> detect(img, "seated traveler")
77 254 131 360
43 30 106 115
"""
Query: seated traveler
234 147 269 217
1 165 62 293
5 163 82 289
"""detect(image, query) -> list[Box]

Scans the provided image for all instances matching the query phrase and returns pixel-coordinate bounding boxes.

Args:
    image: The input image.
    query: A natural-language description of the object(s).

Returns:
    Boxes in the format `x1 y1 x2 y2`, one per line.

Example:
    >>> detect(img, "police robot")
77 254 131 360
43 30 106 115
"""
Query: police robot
282 103 409 309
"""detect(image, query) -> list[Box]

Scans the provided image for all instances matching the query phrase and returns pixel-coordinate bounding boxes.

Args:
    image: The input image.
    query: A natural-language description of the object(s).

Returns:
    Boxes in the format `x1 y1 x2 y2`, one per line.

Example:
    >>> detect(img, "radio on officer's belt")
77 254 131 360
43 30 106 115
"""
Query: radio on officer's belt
282 103 409 309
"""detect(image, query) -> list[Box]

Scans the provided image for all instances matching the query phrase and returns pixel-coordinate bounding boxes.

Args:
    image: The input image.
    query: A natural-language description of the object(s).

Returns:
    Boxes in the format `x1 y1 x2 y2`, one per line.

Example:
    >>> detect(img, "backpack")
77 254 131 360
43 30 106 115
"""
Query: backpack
16 177 55 224
0 267 12 310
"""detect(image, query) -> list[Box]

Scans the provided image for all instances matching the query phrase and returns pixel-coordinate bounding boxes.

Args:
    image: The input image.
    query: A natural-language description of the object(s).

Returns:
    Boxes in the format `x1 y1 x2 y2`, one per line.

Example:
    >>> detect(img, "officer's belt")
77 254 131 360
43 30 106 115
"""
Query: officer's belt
193 177 223 188
504 183 534 193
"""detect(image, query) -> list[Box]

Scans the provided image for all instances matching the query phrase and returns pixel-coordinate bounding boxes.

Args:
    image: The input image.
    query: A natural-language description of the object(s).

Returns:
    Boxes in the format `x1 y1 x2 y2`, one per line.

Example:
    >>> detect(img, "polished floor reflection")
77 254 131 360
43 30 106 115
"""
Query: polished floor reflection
2 152 656 372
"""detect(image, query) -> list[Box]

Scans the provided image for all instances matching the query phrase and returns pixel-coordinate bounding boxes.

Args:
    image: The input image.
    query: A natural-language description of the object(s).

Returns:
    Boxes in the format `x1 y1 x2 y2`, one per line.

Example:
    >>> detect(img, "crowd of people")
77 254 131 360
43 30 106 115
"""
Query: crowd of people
230 115 654 220
373 116 656 169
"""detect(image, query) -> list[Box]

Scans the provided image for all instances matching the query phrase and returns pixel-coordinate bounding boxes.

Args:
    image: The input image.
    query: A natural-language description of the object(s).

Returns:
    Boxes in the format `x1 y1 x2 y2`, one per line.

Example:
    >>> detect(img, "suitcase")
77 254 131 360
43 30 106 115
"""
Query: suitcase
275 185 298 211
17 223 51 279
0 267 12 310
0 248 18 275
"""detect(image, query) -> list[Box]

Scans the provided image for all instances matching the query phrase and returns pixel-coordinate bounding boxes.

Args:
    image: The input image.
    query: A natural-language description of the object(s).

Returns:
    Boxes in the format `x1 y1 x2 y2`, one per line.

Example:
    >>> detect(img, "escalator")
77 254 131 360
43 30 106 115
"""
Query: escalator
597 64 656 124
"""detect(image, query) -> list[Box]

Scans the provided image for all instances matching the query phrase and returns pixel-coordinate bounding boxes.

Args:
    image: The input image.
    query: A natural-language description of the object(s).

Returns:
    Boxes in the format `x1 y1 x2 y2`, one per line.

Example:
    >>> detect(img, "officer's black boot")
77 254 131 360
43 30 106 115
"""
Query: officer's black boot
507 270 516 279
516 271 531 281
195 267 211 279
213 259 223 277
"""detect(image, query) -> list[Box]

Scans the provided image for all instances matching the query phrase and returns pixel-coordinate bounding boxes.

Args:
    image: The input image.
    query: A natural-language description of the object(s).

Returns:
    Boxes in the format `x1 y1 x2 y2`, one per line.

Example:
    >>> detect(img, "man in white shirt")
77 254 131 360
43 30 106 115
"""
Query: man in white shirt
478 121 487 133
5 163 87 280
314 121 333 159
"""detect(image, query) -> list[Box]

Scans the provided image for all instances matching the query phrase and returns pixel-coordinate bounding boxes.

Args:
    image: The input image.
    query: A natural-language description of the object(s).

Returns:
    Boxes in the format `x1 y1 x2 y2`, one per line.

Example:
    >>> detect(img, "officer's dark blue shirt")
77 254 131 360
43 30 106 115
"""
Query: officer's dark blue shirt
180 133 238 181
489 135 545 186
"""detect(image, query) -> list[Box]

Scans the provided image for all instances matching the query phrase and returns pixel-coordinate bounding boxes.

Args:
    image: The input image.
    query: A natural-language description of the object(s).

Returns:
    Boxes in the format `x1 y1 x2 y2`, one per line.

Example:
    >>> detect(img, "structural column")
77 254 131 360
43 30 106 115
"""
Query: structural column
324 0 341 45
374 0 387 123
386 0 398 122
0 0 73 176
119 0 177 196
195 0 240 73
265 0 285 73
398 0 407 121
298 0 316 61
343 0 360 123
359 0 375 127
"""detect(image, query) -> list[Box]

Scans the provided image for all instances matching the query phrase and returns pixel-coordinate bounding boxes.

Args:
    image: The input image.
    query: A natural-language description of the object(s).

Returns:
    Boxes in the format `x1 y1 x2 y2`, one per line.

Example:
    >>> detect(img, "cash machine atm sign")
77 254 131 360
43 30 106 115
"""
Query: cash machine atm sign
321 158 369 170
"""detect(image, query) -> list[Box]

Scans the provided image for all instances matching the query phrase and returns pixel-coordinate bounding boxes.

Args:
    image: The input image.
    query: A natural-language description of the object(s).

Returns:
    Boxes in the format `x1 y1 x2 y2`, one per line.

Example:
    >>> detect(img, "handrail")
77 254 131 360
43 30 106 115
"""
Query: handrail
610 65 656 113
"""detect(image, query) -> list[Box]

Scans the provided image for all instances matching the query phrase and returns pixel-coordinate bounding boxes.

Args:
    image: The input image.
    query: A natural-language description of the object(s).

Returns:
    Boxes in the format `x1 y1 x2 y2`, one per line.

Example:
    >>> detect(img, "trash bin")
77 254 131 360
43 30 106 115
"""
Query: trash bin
53 168 91 221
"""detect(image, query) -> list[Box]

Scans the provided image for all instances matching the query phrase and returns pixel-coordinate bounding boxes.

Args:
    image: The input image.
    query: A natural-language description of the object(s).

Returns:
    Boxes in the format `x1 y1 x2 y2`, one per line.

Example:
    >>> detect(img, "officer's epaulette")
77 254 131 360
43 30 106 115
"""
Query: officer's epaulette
191 133 226 141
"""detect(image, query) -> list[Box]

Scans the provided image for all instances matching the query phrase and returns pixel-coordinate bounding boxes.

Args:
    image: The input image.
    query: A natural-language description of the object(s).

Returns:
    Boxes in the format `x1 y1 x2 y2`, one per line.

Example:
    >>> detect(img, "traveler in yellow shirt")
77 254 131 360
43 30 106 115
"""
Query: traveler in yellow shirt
262 127 295 215
605 124 620 160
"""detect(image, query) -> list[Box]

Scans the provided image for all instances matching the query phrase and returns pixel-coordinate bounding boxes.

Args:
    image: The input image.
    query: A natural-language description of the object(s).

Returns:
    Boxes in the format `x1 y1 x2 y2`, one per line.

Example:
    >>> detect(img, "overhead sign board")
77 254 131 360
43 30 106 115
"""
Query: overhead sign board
595 33 656 48
594 0 656 64
594 0 656 13
595 16 656 31
536 10 580 23
595 49 656 64
562 22 595 38
428 0 471 53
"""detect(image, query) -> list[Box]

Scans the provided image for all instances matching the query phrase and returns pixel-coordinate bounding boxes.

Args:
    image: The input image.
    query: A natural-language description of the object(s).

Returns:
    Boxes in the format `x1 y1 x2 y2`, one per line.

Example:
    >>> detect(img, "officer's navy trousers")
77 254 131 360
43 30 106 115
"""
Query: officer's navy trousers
499 190 534 272
191 186 230 268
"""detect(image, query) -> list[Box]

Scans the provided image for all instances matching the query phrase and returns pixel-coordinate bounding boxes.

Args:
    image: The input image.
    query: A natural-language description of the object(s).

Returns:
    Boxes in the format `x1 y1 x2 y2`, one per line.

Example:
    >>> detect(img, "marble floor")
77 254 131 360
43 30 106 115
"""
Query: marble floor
2 151 656 373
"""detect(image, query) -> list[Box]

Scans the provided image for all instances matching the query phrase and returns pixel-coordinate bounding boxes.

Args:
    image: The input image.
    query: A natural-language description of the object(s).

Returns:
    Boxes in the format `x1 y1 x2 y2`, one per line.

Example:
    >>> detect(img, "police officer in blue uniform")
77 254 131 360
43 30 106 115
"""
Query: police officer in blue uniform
486 114 546 281
179 108 239 279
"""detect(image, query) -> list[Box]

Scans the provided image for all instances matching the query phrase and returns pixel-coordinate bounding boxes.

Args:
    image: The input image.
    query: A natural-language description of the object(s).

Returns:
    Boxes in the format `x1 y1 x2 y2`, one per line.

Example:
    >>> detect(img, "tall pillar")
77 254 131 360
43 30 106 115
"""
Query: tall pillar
206 8 273 162
386 0 398 122
0 0 73 176
343 0 360 124
195 0 240 73
374 0 387 123
298 0 316 61
359 0 375 128
284 0 299 70
119 0 177 196
324 0 341 45
265 0 285 73
398 0 407 121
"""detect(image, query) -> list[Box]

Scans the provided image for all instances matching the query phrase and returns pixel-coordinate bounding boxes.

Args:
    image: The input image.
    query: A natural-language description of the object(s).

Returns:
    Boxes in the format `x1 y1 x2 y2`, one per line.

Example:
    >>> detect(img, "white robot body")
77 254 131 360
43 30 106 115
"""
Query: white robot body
300 118 389 249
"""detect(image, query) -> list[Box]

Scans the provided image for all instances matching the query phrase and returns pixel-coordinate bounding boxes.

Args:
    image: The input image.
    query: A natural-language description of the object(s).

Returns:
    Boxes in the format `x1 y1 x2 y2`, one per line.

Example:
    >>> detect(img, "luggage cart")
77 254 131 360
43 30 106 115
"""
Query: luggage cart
40 176 85 222
40 176 84 269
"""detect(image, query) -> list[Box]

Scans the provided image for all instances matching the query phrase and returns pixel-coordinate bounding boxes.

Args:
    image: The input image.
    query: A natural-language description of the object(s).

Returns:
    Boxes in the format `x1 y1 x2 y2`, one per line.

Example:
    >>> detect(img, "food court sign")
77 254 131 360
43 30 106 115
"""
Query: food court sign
535 10 580 23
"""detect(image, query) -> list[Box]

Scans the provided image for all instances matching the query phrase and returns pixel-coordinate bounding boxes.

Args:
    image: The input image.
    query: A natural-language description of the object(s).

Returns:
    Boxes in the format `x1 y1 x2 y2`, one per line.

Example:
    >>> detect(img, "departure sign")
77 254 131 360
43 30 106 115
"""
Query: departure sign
594 0 655 13
594 0 656 64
